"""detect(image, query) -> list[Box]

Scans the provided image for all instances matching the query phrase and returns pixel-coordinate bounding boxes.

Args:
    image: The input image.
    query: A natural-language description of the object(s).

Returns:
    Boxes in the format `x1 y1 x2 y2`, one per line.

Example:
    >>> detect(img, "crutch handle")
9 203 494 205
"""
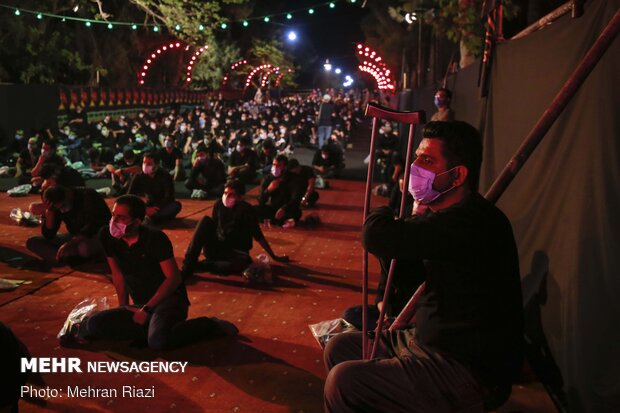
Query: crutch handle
365 103 426 125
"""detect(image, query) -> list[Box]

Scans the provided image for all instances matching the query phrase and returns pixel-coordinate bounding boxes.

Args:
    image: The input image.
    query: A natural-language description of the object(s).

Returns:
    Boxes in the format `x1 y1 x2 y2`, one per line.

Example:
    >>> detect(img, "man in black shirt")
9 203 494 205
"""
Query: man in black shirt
185 142 226 197
287 158 319 208
66 195 237 350
30 140 66 189
26 186 111 266
106 149 142 196
257 155 302 226
227 137 259 185
324 121 523 412
181 180 287 278
312 145 345 179
158 135 185 181
128 152 182 225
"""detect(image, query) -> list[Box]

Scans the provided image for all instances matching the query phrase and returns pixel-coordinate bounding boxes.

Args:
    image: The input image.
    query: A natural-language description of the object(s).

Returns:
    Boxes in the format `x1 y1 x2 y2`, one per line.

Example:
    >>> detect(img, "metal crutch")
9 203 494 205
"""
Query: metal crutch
362 103 425 359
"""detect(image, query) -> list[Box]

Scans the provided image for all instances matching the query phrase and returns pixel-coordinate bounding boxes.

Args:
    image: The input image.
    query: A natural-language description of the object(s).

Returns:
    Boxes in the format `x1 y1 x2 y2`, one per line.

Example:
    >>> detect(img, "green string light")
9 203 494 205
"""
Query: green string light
2 1 353 31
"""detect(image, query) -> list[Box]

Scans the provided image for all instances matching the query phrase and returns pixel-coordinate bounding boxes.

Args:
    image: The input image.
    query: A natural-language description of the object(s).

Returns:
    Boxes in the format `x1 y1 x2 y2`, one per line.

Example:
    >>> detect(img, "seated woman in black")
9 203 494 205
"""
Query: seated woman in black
181 180 288 278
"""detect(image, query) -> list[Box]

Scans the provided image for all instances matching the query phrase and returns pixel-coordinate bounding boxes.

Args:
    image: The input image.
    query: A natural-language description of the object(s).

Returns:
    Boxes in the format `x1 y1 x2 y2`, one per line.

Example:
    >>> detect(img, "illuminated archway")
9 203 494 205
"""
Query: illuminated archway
185 46 209 84
274 68 294 88
222 59 249 87
138 42 208 86
355 44 395 91
260 66 281 88
244 64 272 89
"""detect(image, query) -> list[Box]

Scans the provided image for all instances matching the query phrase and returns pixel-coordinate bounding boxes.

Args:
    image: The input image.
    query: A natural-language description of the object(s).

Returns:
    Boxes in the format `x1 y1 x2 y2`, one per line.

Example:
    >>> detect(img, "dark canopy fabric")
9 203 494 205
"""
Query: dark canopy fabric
479 1 620 411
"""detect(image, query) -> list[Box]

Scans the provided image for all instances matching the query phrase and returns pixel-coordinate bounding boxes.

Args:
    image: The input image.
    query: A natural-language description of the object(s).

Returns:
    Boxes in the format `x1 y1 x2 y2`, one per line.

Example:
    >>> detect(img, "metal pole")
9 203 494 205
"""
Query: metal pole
486 7 620 204
511 2 573 40
370 121 418 359
363 104 425 359
361 115 380 360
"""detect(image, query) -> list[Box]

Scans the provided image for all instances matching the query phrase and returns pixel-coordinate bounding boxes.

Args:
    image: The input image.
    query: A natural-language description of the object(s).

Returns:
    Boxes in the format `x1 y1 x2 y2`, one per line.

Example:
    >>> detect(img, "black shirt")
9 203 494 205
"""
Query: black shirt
287 165 315 203
363 193 523 395
212 199 264 252
128 168 176 207
229 148 259 170
42 187 111 239
99 225 188 306
158 147 183 171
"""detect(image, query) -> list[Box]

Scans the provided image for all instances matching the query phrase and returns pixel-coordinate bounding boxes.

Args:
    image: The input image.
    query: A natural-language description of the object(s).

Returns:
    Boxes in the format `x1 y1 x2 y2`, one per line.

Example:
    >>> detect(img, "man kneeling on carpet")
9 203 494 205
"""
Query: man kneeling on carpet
61 195 237 350
181 180 288 279
26 185 110 267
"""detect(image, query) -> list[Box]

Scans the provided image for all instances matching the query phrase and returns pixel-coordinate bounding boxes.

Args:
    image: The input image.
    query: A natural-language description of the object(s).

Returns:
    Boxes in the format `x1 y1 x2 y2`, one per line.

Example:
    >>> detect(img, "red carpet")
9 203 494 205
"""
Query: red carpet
0 181 384 413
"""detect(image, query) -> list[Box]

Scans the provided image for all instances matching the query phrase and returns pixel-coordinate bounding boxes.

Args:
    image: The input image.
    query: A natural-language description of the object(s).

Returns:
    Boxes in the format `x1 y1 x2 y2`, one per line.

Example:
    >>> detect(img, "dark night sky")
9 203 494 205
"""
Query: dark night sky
237 0 371 87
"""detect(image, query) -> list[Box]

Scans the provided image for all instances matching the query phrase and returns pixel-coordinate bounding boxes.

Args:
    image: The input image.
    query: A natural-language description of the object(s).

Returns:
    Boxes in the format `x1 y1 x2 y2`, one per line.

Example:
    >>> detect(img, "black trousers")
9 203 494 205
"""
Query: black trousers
79 294 224 351
323 331 485 413
182 216 251 275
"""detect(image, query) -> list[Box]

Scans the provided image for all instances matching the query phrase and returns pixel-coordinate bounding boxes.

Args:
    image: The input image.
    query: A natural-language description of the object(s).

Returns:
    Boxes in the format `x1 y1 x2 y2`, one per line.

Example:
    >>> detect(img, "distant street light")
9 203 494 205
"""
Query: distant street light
323 59 332 72
335 68 342 74
287 31 298 42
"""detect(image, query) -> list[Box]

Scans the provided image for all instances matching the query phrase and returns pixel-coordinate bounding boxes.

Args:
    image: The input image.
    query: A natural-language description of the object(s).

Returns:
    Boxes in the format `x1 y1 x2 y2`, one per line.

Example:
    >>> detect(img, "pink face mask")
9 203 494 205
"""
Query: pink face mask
109 220 126 239
222 194 236 208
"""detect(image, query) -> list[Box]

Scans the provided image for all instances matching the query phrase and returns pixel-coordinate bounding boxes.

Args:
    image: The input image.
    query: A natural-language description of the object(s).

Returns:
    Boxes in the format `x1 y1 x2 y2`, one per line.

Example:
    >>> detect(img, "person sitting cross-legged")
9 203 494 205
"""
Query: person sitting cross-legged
181 180 288 279
62 195 238 350
127 152 182 225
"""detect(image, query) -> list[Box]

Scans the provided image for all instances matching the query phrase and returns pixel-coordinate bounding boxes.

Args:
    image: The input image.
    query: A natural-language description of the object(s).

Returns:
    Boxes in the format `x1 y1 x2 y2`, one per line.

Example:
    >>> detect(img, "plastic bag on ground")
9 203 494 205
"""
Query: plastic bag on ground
7 184 32 197
242 254 273 285
57 297 109 339
308 318 357 348
10 208 41 226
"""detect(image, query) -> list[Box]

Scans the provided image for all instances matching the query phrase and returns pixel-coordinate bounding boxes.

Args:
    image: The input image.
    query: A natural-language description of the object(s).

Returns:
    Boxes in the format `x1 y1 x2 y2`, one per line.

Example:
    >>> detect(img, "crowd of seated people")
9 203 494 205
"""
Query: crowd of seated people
1 85 527 413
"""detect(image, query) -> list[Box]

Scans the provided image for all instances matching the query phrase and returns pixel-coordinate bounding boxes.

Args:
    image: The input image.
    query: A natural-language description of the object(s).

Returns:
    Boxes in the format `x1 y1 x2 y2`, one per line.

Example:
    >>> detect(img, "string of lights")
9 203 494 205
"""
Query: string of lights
0 1 359 32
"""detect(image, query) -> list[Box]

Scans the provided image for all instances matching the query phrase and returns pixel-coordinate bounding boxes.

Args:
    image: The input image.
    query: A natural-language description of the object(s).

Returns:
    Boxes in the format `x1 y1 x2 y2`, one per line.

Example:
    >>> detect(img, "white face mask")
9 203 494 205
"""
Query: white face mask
143 164 154 175
222 194 236 208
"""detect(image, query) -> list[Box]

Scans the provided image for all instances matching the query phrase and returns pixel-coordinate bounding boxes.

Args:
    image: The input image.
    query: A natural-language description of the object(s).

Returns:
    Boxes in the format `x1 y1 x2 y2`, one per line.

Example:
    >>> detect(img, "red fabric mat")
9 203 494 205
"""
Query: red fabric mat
0 182 385 413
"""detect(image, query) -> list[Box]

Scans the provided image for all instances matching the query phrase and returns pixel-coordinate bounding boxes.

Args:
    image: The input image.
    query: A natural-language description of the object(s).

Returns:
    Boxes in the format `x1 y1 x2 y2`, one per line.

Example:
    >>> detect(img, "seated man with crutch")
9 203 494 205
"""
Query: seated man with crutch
324 121 524 412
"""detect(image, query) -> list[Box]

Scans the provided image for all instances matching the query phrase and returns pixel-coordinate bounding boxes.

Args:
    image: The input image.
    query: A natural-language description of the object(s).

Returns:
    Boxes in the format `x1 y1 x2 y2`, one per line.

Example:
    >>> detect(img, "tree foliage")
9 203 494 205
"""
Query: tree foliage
388 0 518 67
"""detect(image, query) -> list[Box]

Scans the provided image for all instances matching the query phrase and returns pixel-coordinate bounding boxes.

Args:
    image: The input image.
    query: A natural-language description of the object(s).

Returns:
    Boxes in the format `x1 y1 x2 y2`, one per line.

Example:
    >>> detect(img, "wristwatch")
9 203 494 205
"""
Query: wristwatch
141 305 153 314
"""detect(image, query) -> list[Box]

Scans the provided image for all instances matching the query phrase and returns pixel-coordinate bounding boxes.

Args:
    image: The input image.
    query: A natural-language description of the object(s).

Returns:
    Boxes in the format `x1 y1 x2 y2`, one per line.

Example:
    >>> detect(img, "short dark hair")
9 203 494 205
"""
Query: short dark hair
115 194 146 220
225 179 245 195
288 158 300 170
39 164 60 180
43 185 68 203
123 149 135 159
43 140 57 150
422 121 482 191
275 154 288 165
437 88 452 99
142 151 158 163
